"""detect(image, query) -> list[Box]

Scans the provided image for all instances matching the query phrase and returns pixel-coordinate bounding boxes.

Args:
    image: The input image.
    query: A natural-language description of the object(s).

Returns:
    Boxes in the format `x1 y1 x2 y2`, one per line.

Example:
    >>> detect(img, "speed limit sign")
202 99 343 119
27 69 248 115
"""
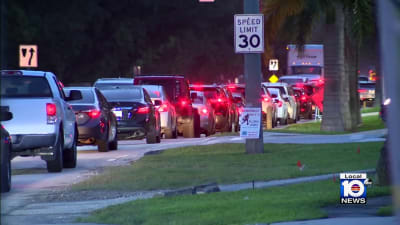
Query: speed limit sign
234 14 264 53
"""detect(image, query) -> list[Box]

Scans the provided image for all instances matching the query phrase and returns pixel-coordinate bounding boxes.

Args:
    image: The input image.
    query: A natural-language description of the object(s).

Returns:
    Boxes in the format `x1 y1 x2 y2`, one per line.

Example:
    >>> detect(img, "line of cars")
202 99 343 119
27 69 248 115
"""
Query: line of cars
0 69 322 193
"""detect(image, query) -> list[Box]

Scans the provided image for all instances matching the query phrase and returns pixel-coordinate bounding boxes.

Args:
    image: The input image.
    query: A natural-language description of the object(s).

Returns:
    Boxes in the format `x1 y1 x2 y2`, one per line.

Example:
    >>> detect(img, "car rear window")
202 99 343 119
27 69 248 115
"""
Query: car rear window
135 78 185 101
95 83 133 90
202 87 221 99
64 89 95 104
1 76 52 98
190 92 204 104
141 85 163 98
267 86 286 95
101 88 143 102
279 78 304 85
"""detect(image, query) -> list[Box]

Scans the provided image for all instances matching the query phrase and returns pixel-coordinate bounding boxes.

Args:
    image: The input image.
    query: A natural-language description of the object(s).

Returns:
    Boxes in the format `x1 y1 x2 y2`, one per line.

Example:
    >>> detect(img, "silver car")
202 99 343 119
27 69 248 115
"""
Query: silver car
190 91 216 136
141 85 178 139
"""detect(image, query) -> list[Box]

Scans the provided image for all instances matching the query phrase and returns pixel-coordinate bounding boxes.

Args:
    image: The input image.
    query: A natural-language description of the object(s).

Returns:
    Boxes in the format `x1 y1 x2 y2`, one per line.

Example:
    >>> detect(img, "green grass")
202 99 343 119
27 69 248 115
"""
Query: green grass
78 180 391 225
271 115 385 134
72 142 383 191
211 131 239 137
361 106 380 114
377 205 393 216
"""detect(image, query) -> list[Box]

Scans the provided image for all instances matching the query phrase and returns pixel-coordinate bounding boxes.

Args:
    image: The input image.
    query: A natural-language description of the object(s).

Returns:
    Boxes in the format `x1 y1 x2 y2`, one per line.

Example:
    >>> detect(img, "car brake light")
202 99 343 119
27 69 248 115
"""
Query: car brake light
158 104 168 112
238 107 244 114
200 108 208 115
87 109 101 118
301 96 307 101
137 106 150 114
262 95 270 102
217 98 223 103
358 89 367 93
276 100 283 107
46 103 57 116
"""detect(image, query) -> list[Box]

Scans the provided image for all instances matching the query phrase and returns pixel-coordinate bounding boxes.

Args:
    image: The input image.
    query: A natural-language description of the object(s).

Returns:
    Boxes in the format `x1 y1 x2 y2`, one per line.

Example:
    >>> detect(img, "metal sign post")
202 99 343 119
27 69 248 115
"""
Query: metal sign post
242 0 264 154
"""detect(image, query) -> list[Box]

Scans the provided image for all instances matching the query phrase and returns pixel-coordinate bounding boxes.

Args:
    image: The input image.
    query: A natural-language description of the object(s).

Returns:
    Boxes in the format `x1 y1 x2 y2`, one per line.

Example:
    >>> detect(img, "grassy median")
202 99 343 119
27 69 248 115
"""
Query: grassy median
79 179 391 225
273 115 385 134
72 142 383 191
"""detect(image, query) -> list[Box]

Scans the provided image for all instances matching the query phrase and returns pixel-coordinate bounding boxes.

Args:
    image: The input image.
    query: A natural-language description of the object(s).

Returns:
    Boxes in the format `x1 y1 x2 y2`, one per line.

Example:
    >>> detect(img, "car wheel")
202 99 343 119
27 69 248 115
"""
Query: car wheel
97 128 110 152
182 119 195 138
47 132 63 173
146 124 158 144
164 128 174 139
1 143 11 193
108 125 118 150
63 128 78 168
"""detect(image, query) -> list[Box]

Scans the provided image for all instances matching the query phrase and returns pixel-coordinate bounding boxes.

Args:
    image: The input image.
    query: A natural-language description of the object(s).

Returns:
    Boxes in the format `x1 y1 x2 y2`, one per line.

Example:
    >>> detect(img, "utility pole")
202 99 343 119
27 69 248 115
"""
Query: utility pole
378 0 400 220
244 0 264 154
1 0 7 70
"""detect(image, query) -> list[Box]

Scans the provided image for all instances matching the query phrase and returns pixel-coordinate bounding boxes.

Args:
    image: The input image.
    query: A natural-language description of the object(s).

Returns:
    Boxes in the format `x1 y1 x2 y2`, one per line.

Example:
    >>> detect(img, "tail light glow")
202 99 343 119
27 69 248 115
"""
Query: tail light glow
262 95 270 102
87 109 101 118
158 104 168 112
301 96 307 101
358 89 367 93
201 108 208 115
276 100 283 107
137 106 150 114
46 103 57 116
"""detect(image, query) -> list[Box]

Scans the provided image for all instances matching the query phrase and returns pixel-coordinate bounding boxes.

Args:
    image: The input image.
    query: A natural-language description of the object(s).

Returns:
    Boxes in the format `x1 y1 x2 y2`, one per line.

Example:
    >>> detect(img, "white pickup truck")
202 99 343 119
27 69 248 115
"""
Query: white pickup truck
0 70 82 172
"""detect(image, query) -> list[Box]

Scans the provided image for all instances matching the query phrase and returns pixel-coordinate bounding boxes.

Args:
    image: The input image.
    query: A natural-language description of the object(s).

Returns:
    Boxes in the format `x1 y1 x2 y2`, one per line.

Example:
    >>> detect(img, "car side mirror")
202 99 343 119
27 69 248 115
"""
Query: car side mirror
66 90 83 101
190 92 197 100
0 111 13 121
154 99 162 106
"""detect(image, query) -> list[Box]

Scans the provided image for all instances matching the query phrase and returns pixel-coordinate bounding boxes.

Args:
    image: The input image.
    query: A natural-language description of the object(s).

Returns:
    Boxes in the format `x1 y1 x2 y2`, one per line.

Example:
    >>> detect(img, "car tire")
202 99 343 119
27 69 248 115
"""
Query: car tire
164 128 174 139
63 128 77 168
1 143 11 193
194 112 201 138
108 126 118 150
47 133 64 173
182 119 195 138
146 125 158 144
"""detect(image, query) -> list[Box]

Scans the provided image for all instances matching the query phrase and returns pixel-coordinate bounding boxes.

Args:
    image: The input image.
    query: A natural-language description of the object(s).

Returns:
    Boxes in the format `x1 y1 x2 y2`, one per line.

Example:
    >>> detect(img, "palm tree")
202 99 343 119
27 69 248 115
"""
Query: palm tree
262 0 374 132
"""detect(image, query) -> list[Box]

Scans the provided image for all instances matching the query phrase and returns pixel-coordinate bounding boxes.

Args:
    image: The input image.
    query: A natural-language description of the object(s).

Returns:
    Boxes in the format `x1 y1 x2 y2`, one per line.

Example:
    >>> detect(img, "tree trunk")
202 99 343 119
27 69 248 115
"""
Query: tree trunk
344 13 361 130
321 4 352 132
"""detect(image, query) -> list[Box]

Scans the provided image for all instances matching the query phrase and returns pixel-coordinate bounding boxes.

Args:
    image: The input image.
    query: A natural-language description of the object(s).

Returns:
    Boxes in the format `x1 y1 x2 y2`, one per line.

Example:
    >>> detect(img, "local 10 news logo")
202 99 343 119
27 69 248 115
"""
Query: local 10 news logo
340 173 372 204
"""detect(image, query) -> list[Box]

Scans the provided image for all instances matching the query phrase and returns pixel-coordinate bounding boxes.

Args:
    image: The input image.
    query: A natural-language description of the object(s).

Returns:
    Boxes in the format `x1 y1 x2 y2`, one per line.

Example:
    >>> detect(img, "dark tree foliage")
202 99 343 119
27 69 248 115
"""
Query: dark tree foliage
5 0 243 84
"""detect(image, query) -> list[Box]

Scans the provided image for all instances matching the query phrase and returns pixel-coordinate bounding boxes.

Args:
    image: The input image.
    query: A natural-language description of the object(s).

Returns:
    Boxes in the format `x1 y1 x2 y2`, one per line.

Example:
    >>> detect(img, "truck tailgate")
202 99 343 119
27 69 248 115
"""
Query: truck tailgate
1 98 56 134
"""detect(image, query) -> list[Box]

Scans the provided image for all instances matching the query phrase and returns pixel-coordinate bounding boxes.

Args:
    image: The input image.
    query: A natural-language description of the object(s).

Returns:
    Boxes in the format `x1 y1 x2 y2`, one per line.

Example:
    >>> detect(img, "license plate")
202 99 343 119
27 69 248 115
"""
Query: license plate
112 109 122 118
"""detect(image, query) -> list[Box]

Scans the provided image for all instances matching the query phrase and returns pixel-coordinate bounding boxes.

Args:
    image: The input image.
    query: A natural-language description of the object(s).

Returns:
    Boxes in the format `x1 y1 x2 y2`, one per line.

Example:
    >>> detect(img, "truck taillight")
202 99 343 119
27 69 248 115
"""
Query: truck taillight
46 103 57 116
276 100 283 107
301 96 307 101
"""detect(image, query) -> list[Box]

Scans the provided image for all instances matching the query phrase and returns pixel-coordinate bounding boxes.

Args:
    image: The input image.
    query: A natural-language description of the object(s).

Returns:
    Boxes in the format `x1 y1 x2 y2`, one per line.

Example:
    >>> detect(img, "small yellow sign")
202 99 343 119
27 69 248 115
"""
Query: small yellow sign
269 74 279 83
19 45 38 68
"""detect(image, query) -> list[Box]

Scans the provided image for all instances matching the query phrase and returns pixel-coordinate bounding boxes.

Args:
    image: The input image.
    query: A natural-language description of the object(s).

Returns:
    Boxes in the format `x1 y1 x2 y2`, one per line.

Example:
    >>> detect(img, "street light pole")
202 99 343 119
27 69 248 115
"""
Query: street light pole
378 0 400 219
244 0 264 154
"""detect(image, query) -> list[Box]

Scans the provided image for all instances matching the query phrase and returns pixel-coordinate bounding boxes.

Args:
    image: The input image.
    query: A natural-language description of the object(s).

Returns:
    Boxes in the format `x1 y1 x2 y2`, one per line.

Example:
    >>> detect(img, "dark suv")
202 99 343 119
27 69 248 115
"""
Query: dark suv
133 75 200 138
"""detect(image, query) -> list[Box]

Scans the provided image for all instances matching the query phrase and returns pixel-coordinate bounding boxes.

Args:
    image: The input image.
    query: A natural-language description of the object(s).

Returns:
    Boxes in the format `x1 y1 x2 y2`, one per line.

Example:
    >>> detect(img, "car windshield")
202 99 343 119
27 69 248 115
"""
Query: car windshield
1 76 52 98
101 88 142 102
64 89 95 104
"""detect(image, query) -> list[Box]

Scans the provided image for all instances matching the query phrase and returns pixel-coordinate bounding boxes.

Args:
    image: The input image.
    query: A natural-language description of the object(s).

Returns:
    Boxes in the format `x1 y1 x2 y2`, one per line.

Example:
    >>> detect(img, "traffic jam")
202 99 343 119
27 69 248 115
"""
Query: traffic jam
0 44 376 193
